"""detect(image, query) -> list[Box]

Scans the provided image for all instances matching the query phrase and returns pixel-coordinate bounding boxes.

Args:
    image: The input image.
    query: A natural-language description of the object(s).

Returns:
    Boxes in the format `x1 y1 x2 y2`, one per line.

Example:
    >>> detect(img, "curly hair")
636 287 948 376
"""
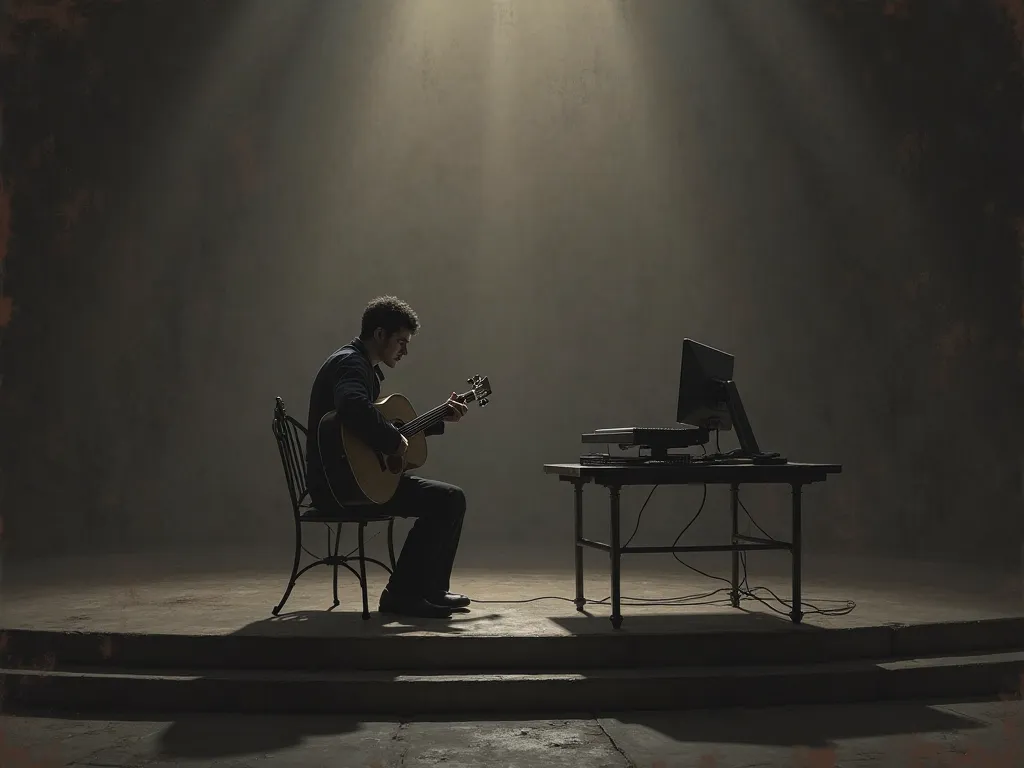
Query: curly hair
359 295 420 339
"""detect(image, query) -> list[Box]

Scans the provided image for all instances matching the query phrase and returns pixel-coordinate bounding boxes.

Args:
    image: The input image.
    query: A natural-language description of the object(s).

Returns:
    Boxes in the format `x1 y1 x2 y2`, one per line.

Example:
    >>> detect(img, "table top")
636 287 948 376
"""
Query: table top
543 461 842 485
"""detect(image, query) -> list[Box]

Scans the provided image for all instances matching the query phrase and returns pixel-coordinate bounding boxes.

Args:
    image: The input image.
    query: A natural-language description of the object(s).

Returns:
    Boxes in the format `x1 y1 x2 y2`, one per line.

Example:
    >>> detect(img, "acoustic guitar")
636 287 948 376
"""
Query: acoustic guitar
317 375 493 505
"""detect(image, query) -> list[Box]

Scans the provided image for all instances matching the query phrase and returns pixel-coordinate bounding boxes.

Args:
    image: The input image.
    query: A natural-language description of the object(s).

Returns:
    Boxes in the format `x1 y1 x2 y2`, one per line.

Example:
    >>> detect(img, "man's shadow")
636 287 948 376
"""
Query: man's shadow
154 606 501 759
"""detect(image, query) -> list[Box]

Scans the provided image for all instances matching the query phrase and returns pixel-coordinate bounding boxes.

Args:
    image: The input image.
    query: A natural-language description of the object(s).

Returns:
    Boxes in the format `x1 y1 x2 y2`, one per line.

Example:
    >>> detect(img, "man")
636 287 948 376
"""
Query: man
305 296 470 619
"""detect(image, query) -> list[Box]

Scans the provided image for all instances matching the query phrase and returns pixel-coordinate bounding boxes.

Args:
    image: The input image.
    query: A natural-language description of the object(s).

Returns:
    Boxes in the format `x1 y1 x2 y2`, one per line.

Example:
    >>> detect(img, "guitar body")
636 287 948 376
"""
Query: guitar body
316 375 491 506
318 394 428 506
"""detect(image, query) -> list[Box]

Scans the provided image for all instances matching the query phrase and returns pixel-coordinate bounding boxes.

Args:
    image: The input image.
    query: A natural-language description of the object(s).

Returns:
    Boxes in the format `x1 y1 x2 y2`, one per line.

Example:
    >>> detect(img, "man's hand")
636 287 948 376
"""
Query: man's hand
444 392 469 423
392 434 410 456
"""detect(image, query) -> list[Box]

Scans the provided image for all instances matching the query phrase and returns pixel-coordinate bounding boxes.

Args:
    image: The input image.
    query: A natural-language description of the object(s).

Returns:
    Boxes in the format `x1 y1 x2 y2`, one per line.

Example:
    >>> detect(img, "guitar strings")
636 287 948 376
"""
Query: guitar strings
401 401 451 436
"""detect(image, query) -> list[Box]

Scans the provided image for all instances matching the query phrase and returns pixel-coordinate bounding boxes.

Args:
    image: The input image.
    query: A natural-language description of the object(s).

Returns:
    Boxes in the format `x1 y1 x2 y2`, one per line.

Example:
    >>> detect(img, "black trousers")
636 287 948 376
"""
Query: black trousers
373 474 467 598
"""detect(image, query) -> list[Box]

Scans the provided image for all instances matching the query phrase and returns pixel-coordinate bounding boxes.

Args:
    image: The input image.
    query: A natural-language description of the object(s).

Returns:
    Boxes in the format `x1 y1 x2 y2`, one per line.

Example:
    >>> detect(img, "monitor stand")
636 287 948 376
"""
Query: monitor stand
706 380 780 461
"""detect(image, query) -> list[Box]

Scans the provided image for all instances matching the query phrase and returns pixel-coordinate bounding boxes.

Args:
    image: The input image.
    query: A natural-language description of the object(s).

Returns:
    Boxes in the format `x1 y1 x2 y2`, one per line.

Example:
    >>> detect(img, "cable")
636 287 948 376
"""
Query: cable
671 484 709 570
729 491 855 617
479 468 721 609
623 485 658 548
738 494 774 541
501 484 854 617
612 442 708 550
474 590 737 607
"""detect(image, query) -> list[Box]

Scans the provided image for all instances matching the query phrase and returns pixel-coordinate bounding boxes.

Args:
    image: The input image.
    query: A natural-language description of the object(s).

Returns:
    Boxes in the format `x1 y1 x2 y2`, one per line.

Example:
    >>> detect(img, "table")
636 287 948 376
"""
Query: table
543 461 843 628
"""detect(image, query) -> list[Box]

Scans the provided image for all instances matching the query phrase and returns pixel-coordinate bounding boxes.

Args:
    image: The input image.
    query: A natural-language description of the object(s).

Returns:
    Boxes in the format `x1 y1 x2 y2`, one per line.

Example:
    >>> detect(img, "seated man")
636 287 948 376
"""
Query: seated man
305 295 470 619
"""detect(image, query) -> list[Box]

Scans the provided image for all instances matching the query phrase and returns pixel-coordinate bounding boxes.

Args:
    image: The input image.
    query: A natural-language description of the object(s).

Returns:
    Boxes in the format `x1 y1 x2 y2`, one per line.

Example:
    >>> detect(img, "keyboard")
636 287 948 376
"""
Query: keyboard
583 426 709 449
580 453 693 466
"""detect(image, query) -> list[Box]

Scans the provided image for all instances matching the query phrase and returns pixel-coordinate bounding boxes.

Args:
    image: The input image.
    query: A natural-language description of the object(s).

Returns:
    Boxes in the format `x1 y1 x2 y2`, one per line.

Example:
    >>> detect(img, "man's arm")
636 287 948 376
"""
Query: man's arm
331 356 403 455
424 422 445 436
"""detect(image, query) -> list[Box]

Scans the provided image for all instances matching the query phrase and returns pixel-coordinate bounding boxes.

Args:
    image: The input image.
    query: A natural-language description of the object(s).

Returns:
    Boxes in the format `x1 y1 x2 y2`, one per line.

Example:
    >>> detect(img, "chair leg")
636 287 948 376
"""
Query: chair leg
273 519 303 616
358 522 370 620
387 518 397 570
332 524 342 607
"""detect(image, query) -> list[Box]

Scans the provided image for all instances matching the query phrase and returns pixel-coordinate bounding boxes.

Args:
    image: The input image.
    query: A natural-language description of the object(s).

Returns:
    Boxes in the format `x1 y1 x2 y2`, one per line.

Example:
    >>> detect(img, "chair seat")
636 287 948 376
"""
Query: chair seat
300 506 393 523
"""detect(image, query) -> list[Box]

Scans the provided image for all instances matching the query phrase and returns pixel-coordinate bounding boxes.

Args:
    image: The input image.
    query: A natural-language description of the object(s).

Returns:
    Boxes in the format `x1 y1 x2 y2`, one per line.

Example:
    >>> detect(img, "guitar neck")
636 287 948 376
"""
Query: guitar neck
398 393 470 438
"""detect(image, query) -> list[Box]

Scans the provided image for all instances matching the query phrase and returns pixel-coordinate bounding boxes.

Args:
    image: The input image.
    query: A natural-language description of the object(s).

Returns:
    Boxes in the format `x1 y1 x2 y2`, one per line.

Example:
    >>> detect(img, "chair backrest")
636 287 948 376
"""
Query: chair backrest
272 397 310 516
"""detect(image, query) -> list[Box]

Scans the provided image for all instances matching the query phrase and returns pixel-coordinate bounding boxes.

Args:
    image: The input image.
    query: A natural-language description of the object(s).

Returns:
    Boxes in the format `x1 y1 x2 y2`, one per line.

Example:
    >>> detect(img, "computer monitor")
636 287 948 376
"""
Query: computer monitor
676 339 761 455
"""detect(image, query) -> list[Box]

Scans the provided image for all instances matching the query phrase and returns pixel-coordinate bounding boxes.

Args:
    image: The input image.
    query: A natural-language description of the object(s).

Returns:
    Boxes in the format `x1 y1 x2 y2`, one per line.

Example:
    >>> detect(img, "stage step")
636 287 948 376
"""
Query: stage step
3 617 1024 673
3 651 1023 714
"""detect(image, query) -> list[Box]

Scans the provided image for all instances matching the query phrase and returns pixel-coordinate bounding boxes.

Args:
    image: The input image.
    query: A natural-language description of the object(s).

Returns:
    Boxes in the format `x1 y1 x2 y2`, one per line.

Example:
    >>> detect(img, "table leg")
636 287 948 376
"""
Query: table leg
609 485 622 629
730 483 740 608
573 481 585 612
791 483 804 624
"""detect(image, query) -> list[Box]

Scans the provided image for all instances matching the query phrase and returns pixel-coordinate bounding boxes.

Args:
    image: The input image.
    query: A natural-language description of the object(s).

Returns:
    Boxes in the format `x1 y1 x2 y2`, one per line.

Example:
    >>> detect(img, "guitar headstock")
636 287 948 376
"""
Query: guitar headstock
462 374 492 407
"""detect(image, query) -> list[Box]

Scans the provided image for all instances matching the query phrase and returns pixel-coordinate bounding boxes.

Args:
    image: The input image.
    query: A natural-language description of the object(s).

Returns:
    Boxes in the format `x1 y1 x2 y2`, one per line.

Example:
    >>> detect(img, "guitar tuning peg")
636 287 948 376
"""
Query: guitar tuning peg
479 398 489 407
467 378 473 385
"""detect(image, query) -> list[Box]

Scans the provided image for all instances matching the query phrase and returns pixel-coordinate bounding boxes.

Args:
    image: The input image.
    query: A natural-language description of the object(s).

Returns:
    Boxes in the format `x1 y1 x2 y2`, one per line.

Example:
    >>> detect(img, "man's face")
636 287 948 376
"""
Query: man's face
374 327 412 368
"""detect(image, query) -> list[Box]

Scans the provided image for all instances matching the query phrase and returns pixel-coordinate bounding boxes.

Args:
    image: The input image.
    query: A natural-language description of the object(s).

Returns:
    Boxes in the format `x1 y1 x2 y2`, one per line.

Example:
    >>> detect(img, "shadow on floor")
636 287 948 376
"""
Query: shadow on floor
549 608 804 635
233 608 502 636
609 701 991 748
157 714 365 760
150 699 991 760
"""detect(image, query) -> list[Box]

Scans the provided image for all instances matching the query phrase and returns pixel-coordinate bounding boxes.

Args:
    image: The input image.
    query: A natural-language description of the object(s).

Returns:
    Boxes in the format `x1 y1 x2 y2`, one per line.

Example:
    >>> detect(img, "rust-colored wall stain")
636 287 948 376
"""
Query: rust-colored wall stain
884 0 912 18
7 0 88 35
0 0 125 380
994 0 1024 41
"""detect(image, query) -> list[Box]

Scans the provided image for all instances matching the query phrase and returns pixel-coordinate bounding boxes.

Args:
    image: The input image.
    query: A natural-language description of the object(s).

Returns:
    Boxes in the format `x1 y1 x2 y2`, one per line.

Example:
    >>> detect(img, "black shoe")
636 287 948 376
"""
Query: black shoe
379 587 452 619
427 591 471 609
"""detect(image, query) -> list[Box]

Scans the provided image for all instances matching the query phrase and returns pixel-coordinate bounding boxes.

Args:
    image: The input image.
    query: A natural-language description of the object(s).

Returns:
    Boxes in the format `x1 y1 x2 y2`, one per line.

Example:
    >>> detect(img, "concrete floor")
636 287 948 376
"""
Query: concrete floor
2 698 1024 767
0 549 1020 638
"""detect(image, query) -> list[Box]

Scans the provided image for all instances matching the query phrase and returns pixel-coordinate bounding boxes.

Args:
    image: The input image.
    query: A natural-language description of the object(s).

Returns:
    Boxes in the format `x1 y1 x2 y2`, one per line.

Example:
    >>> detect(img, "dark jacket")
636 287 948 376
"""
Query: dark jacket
305 338 443 500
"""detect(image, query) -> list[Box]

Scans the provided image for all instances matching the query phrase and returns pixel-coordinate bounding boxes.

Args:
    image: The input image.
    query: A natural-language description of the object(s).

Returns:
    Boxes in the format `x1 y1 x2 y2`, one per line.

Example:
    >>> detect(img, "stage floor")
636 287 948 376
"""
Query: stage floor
1 551 1020 638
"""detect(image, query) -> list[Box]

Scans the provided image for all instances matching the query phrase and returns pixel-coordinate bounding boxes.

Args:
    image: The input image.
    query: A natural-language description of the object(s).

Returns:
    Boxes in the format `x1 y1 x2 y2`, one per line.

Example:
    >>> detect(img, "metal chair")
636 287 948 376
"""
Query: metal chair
271 396 396 619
